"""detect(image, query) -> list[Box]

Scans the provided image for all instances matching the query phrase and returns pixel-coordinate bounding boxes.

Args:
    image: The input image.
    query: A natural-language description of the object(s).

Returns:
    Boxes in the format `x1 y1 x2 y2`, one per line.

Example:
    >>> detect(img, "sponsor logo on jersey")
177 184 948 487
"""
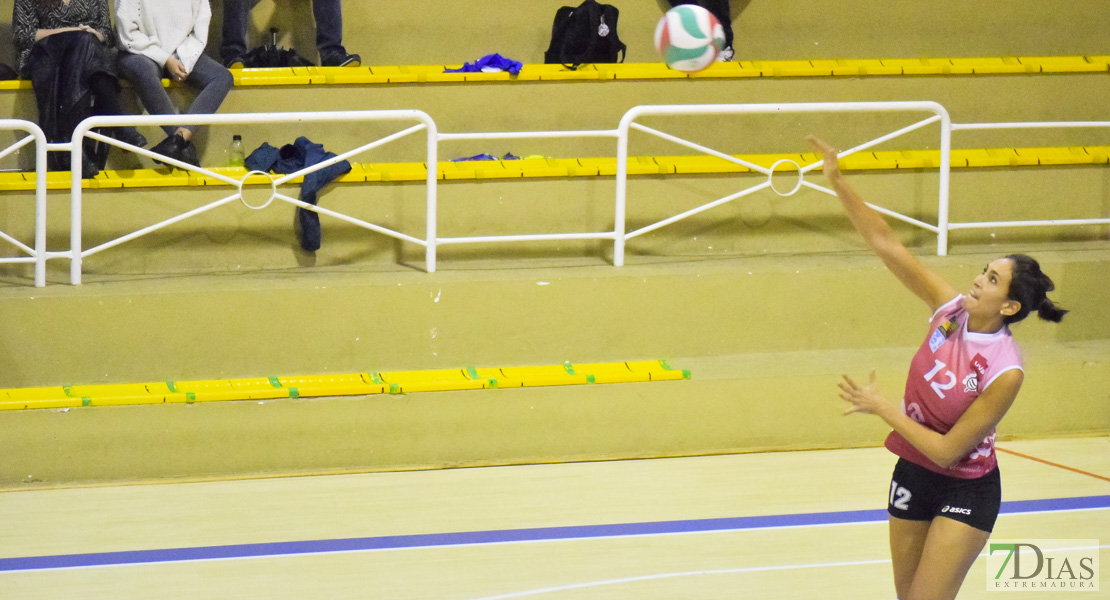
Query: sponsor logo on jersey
929 328 946 352
963 372 979 393
942 505 972 515
929 318 960 353
971 353 989 378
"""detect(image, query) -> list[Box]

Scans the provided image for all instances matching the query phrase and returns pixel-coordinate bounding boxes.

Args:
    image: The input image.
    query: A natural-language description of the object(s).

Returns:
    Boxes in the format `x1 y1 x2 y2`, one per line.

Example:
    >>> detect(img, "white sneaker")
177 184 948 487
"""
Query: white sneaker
718 47 735 62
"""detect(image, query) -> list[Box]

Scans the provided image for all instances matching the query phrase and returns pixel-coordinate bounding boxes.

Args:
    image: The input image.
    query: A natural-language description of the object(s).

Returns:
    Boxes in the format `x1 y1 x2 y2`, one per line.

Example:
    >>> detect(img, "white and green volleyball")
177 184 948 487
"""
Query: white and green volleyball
654 4 726 73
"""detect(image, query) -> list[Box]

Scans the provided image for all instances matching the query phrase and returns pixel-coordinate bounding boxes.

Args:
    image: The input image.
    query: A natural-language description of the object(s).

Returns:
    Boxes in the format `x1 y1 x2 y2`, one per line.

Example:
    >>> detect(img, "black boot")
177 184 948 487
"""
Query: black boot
110 126 147 148
150 133 199 167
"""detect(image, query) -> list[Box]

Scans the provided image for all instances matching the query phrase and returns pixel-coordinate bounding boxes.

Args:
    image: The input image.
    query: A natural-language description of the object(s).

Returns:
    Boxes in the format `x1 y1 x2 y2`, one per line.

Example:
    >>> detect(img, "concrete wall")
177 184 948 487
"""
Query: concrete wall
4 0 1107 68
3 70 1109 174
1 249 1107 485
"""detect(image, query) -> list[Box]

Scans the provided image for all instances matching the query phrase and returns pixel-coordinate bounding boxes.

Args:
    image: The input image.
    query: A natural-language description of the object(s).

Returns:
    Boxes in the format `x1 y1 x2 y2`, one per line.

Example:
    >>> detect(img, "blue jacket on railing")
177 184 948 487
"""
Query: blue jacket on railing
246 136 351 252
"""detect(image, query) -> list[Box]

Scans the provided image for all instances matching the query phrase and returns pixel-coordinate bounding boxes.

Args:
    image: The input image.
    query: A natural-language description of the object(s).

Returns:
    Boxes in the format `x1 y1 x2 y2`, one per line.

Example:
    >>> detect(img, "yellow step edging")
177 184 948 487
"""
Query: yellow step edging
2 55 1105 93
2 146 1104 192
232 56 1109 84
0 360 691 411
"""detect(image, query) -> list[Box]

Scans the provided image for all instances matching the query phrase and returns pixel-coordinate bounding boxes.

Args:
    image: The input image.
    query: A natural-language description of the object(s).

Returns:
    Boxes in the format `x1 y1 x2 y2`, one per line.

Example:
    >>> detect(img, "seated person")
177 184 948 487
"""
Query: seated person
13 0 147 177
116 0 233 167
220 0 360 68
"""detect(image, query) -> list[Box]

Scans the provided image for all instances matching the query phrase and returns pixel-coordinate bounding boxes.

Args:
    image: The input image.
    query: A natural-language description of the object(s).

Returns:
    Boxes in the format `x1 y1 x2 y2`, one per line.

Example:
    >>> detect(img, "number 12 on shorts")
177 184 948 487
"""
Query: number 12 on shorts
890 481 912 510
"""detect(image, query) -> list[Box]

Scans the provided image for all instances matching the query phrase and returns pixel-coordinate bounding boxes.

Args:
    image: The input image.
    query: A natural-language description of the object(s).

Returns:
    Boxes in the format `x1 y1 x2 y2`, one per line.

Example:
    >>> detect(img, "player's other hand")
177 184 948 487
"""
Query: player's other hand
838 370 890 417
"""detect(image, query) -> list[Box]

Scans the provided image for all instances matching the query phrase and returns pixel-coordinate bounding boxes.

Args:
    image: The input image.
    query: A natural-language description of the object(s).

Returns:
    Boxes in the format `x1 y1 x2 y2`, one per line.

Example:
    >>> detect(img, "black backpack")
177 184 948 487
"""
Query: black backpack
244 28 315 68
544 1 627 69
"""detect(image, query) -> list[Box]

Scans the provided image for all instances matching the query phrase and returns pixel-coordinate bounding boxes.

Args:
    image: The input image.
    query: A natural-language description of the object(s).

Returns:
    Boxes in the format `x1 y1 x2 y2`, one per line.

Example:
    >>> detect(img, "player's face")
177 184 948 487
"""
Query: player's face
965 258 1017 318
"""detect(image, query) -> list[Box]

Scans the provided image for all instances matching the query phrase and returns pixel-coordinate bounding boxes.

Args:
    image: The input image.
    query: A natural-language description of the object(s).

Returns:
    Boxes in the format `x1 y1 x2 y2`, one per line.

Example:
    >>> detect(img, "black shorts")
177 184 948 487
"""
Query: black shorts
887 458 1001 533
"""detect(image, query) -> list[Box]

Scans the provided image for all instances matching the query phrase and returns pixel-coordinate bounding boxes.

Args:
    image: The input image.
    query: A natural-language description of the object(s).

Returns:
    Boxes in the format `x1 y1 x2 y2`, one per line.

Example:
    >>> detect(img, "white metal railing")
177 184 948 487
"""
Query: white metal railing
2 102 1107 285
946 121 1110 243
436 128 620 248
0 120 48 287
69 110 437 285
615 102 953 262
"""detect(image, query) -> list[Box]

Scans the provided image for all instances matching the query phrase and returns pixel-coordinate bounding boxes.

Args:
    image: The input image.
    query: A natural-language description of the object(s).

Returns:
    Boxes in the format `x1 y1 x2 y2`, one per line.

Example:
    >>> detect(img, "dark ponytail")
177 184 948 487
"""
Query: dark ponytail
1004 254 1067 324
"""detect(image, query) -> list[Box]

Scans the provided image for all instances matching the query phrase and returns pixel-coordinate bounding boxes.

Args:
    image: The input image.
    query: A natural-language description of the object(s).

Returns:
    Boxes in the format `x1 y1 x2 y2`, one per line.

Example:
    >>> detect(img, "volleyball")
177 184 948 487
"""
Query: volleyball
654 5 727 73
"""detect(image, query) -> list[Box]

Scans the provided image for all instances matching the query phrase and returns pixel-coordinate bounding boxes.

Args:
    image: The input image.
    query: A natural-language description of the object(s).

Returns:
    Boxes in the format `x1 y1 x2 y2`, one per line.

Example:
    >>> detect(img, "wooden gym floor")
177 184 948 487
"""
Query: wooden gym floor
0 436 1106 598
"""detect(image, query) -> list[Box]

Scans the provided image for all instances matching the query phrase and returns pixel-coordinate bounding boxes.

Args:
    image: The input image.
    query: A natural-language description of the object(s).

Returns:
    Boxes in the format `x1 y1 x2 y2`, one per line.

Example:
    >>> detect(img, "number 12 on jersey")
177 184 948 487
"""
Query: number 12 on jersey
923 359 956 399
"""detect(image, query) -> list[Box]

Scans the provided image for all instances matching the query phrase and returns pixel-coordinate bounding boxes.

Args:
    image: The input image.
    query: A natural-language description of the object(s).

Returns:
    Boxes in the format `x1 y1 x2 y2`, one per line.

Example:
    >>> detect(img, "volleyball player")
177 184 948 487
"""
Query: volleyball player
808 136 1067 600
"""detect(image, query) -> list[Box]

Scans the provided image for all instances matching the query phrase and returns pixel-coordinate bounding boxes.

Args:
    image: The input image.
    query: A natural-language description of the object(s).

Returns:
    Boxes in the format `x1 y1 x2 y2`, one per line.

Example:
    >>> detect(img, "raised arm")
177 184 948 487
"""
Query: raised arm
808 136 956 313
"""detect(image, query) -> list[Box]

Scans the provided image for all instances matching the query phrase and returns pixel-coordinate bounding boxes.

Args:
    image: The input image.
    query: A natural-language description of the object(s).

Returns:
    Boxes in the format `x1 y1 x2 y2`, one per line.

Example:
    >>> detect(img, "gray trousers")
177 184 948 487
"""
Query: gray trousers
118 52 233 136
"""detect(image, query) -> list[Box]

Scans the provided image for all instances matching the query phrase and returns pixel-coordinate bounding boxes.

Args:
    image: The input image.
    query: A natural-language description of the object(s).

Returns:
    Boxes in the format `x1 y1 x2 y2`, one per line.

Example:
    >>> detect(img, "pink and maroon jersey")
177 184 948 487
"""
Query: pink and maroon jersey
884 295 1023 479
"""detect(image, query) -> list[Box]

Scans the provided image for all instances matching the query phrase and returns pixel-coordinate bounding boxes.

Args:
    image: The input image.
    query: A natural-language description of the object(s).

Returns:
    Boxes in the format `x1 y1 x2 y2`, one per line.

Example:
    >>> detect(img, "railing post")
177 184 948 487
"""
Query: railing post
69 125 86 285
32 126 48 287
426 115 438 273
937 108 952 256
614 111 635 267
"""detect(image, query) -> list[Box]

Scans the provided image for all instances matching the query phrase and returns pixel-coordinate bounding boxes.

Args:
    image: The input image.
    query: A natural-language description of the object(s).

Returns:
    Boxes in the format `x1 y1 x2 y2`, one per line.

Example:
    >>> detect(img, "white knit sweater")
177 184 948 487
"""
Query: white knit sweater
115 0 211 74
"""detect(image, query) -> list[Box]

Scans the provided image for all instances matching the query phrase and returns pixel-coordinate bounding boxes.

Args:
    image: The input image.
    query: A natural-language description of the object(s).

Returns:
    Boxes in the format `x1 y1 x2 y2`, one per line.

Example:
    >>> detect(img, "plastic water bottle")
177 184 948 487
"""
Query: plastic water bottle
228 134 244 167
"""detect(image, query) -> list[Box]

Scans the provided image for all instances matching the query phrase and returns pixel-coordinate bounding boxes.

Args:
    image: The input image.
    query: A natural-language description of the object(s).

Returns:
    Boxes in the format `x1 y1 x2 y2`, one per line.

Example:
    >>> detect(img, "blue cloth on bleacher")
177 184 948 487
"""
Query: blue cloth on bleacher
245 136 351 252
450 153 522 162
444 53 523 75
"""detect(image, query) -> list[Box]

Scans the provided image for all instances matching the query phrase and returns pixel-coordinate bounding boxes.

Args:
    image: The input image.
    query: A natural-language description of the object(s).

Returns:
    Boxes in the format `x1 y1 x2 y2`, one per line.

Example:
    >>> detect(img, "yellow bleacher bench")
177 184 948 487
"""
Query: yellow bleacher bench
0 145 1105 195
834 59 902 76
1015 146 1098 165
3 56 1108 93
1017 56 1107 73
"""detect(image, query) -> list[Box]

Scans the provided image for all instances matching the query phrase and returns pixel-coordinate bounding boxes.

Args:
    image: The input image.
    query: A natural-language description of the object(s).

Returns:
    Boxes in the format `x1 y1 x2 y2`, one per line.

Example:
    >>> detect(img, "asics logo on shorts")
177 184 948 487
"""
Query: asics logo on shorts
941 505 972 515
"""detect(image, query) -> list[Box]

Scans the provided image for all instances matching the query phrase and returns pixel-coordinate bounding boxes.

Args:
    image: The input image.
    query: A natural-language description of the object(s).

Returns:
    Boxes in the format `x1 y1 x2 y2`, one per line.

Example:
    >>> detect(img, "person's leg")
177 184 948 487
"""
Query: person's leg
118 52 179 136
178 55 233 136
27 44 63 143
122 53 227 168
86 71 147 147
28 42 70 171
885 458 948 599
311 0 344 58
889 516 931 600
150 54 234 167
221 0 251 66
904 517 990 600
312 0 359 66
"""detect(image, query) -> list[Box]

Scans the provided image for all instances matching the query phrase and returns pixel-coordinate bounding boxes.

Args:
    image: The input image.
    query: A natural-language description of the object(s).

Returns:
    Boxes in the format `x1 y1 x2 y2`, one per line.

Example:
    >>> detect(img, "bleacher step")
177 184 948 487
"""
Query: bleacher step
1 340 1105 488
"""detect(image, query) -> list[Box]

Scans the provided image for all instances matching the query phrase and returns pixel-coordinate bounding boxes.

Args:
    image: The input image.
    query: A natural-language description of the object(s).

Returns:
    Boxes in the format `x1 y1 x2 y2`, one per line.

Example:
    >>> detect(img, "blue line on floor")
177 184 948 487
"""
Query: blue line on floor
1 495 1106 572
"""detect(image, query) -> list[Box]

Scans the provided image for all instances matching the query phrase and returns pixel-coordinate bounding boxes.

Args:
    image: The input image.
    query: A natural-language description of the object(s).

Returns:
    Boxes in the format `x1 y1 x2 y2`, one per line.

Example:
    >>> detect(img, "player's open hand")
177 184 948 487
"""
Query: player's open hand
838 371 890 417
807 135 841 180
